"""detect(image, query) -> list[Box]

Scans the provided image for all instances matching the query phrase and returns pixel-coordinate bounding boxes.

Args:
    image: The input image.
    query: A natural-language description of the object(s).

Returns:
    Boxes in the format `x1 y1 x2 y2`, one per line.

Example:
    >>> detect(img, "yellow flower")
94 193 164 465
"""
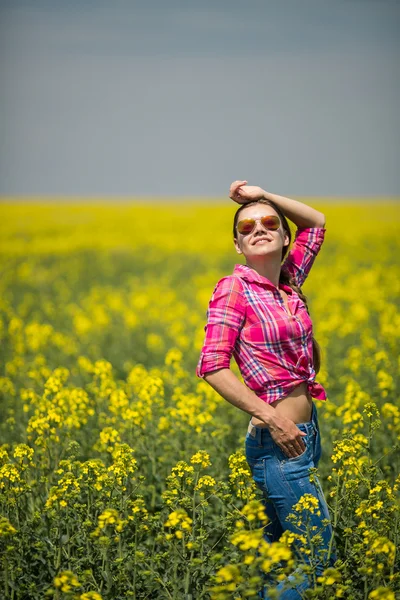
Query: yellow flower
164 508 193 533
13 444 34 464
96 427 121 453
92 509 126 538
368 588 395 600
231 529 264 551
54 570 80 593
215 564 243 584
366 537 396 565
240 500 269 524
190 450 211 468
291 493 321 515
195 475 216 491
228 450 256 500
316 568 342 586
0 517 17 537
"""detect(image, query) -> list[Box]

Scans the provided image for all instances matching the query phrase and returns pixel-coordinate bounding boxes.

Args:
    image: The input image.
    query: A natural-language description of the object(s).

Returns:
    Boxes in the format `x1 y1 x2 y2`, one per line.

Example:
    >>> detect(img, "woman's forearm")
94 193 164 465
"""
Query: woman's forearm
203 368 278 427
262 190 326 229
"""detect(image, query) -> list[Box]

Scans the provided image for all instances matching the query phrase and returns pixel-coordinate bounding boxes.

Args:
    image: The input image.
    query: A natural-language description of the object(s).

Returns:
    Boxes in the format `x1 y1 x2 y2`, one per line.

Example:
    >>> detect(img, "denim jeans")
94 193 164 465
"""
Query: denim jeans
245 402 337 599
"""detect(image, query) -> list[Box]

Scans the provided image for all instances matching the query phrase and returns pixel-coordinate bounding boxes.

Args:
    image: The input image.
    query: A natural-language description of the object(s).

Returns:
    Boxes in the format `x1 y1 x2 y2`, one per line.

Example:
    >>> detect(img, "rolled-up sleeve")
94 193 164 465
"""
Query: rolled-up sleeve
196 276 246 378
281 227 326 288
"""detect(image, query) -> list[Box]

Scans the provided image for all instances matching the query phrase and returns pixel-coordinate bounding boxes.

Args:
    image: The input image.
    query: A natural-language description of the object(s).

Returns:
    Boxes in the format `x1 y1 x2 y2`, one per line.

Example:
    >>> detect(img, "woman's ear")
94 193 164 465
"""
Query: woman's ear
234 238 243 255
283 234 290 248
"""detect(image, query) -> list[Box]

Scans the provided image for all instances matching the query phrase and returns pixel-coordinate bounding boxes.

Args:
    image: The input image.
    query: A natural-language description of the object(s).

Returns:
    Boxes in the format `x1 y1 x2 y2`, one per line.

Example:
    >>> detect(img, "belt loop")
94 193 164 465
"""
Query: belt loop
311 402 316 432
312 417 318 436
247 420 256 438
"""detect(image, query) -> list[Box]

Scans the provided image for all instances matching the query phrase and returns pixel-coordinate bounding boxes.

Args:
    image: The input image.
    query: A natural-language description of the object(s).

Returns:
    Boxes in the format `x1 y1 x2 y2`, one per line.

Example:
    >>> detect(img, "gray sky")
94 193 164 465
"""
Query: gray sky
1 0 399 197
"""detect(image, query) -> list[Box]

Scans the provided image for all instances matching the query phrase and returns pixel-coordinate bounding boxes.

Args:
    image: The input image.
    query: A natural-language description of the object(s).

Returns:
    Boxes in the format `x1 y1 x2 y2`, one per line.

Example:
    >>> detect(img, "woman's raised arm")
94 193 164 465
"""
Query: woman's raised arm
229 180 326 229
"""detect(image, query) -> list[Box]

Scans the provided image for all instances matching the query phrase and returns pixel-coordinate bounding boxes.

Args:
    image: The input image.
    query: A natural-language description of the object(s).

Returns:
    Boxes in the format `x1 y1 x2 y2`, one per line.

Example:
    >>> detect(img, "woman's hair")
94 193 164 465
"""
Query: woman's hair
233 199 321 374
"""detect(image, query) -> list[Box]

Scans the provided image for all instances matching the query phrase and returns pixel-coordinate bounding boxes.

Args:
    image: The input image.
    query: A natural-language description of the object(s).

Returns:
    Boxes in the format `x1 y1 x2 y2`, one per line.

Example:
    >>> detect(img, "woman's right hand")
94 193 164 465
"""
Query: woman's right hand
266 415 307 458
229 180 266 204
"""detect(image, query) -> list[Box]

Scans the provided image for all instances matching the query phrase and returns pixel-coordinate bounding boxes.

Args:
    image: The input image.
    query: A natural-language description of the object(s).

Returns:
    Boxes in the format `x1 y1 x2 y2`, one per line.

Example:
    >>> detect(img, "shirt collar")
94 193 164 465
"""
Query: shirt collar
233 263 293 295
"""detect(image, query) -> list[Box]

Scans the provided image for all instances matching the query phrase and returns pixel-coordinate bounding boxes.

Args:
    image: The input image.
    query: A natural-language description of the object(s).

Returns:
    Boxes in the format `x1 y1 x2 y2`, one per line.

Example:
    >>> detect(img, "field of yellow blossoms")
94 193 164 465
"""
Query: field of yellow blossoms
0 200 399 600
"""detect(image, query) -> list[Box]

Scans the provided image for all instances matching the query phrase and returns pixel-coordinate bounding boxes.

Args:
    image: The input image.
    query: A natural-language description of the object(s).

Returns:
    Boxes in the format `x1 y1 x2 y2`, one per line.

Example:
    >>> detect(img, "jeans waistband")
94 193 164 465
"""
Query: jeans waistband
247 402 318 441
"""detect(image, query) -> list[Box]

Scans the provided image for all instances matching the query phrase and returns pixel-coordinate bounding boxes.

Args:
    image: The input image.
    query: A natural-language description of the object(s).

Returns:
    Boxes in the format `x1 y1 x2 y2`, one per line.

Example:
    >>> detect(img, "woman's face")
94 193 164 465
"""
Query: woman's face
233 203 289 259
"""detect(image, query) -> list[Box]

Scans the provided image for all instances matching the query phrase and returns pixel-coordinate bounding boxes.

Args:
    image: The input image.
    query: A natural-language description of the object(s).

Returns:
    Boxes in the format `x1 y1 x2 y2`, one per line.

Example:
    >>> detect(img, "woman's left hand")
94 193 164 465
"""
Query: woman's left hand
229 180 266 204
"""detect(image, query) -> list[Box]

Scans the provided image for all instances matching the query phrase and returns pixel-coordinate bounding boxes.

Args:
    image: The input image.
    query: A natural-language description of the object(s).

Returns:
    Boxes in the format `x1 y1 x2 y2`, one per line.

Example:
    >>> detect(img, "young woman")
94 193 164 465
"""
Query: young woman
196 180 337 599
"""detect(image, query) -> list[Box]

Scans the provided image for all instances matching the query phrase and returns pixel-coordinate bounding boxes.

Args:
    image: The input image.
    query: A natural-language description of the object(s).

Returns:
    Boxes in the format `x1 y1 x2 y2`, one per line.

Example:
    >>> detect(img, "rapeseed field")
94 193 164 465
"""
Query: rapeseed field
0 200 399 599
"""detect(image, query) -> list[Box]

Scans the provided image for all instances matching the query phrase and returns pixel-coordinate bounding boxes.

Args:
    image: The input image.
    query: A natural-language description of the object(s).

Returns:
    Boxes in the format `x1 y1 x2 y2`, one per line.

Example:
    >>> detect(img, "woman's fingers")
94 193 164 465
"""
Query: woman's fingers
229 180 248 203
283 432 307 457
282 443 303 458
229 180 248 197
268 417 308 458
274 426 307 458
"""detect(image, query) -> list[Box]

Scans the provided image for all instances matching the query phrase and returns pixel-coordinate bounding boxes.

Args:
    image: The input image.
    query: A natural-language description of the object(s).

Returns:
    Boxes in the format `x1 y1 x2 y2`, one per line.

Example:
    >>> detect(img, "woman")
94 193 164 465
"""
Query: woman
196 180 337 599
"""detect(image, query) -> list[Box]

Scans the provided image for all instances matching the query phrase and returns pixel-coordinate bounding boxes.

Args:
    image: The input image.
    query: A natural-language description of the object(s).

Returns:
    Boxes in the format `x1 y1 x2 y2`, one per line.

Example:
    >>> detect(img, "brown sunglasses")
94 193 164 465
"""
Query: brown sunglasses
237 215 281 235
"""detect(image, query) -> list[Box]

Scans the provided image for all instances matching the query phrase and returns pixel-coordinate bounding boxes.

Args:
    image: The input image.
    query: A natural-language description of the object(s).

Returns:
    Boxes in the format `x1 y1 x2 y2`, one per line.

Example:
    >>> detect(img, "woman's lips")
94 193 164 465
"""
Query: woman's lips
253 238 270 245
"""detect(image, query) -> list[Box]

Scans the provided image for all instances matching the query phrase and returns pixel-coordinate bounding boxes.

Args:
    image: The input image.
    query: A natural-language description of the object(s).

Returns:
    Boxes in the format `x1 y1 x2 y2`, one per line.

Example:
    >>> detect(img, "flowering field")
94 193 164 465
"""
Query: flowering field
0 200 399 600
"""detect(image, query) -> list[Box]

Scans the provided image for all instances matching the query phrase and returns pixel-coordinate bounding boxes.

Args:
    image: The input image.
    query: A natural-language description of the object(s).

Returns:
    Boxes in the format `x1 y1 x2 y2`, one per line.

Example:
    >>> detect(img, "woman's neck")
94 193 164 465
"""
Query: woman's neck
245 258 281 288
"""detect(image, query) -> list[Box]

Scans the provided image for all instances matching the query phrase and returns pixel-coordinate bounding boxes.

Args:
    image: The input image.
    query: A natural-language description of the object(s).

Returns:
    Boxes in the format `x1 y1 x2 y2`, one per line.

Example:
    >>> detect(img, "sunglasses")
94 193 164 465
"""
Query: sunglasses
237 215 281 236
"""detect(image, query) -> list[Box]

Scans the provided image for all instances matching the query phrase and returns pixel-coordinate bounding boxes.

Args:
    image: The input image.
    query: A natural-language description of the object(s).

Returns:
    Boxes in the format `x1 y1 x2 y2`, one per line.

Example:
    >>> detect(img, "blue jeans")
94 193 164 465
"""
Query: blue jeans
245 402 337 599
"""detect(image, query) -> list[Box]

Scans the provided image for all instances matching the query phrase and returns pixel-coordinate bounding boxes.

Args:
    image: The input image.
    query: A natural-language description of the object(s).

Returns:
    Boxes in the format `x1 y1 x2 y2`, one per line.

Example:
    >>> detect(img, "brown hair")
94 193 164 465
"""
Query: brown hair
233 199 321 374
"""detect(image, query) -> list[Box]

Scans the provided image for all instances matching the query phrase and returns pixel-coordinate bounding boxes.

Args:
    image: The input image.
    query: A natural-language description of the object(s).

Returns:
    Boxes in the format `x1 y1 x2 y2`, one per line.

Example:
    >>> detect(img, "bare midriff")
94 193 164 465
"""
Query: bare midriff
251 381 313 426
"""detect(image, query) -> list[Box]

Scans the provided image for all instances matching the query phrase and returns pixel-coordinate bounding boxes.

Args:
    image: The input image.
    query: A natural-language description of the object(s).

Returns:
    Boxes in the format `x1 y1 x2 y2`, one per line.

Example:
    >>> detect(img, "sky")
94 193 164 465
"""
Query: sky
0 0 399 197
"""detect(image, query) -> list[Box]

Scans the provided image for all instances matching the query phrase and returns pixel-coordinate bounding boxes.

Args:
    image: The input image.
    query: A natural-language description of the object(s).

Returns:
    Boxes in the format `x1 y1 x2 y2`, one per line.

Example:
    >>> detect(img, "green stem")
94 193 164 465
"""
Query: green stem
133 523 138 600
368 414 372 451
327 472 340 564
55 528 61 571
142 560 174 600
183 535 190 594
363 575 368 600
185 473 199 595
372 445 398 468
99 551 106 592
173 550 178 597
87 487 91 518
67 517 70 564
304 516 317 588
200 507 204 562
4 557 9 598
149 453 157 509
105 551 112 595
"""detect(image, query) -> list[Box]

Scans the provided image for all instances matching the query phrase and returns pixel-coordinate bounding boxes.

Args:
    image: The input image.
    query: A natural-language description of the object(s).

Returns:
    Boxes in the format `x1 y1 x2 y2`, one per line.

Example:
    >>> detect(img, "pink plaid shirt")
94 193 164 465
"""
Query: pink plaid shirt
196 227 327 404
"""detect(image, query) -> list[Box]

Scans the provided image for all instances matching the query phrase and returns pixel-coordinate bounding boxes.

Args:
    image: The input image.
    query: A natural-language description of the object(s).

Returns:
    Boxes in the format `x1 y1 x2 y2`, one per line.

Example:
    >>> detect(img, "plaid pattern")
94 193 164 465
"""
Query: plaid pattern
196 227 327 404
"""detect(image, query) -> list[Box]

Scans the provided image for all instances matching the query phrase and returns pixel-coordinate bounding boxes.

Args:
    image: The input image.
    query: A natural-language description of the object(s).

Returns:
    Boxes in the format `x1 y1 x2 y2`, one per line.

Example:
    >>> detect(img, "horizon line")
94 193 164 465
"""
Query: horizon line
1 195 399 203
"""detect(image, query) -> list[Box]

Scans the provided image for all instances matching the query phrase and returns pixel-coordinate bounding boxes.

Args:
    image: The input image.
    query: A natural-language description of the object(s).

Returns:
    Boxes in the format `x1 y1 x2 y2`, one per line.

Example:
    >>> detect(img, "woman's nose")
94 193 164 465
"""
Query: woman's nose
254 220 266 233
